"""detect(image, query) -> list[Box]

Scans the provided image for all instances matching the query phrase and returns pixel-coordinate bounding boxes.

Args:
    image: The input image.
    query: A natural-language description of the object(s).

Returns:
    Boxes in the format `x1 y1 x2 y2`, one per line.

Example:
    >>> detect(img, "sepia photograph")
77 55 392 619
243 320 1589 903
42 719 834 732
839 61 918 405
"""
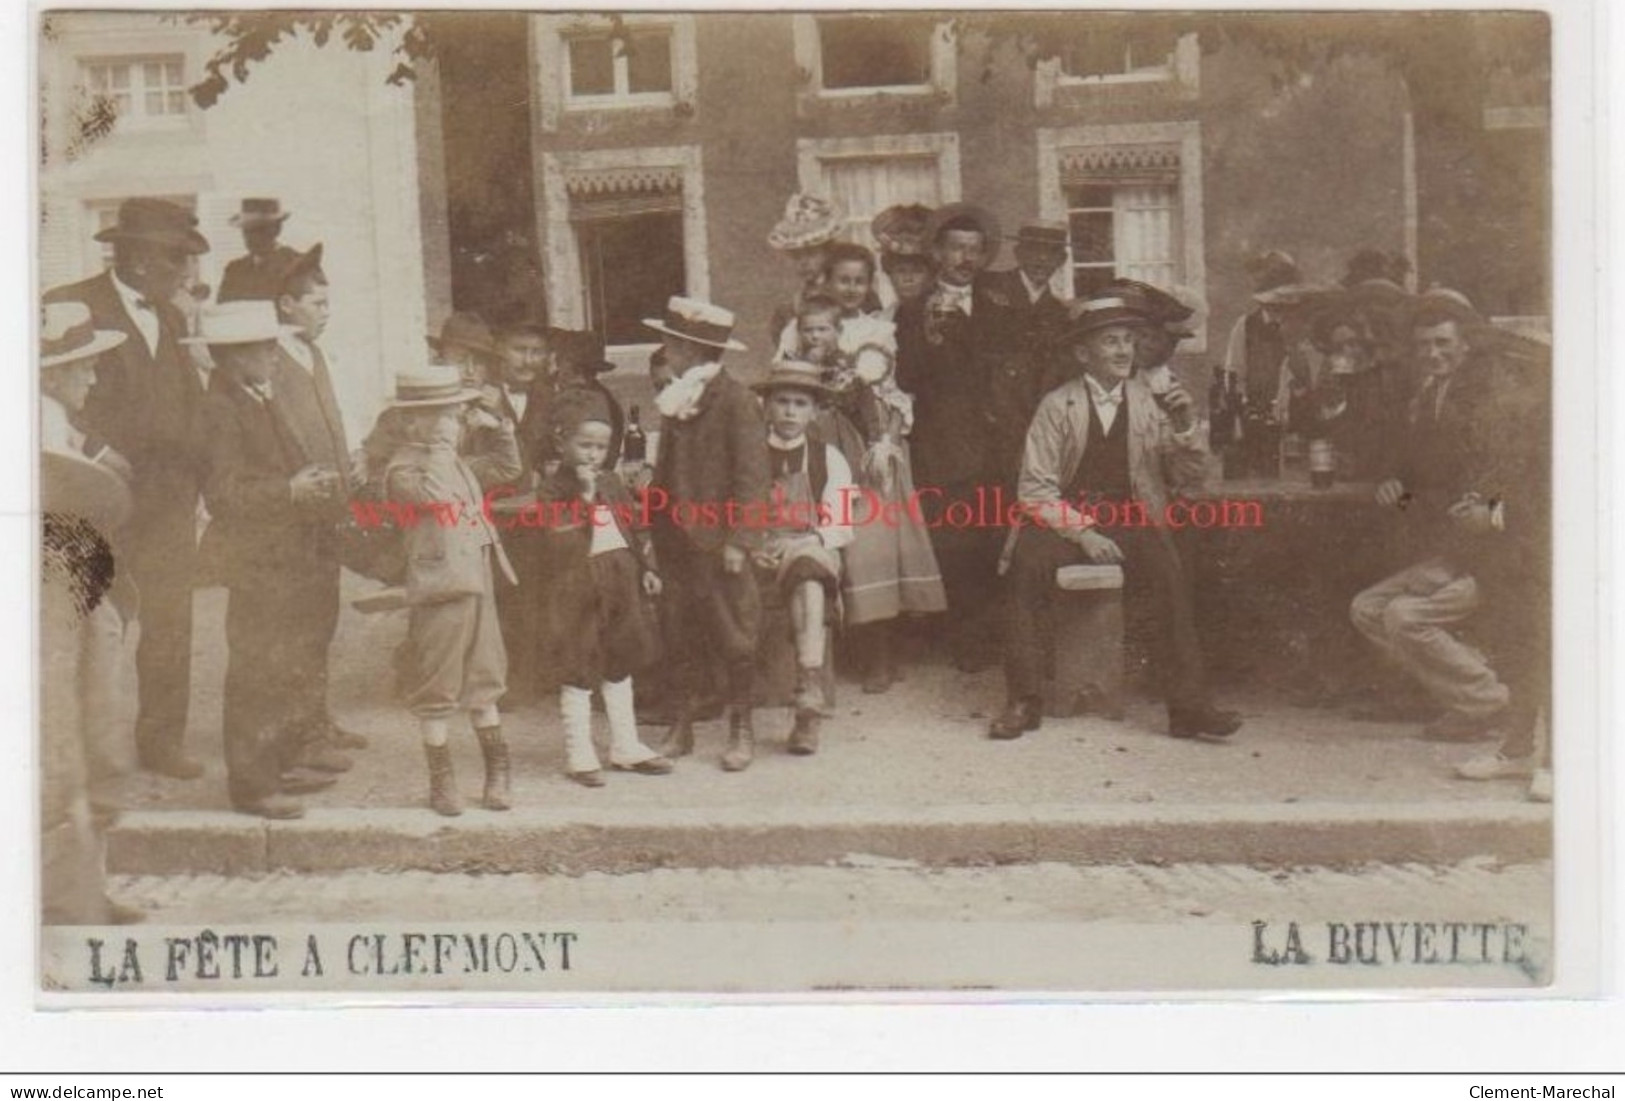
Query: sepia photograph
32 6 1572 998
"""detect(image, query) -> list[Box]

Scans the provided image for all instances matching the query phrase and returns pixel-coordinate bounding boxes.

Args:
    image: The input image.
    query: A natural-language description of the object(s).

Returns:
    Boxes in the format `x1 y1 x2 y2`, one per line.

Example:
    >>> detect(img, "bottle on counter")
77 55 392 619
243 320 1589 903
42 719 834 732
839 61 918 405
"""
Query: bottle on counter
623 404 647 465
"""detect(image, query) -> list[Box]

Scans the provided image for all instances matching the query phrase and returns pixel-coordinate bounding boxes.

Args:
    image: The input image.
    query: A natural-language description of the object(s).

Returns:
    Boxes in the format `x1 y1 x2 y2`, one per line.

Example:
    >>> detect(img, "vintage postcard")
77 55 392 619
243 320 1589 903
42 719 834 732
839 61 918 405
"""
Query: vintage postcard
33 6 1580 999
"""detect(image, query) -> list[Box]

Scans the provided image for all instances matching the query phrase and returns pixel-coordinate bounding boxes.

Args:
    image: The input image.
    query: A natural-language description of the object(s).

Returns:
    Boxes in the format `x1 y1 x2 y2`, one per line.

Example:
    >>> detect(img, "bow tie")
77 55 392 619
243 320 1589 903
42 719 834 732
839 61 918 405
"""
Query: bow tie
1090 385 1124 411
933 285 973 315
243 379 274 403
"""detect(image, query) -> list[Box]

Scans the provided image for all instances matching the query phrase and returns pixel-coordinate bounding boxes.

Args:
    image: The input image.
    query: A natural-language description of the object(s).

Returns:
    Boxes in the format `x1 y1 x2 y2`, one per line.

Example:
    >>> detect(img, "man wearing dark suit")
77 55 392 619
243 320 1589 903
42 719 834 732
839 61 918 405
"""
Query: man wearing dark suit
643 297 770 771
195 301 347 818
894 202 1003 671
980 223 1074 490
991 295 1242 742
45 198 211 779
218 198 300 304
269 244 365 765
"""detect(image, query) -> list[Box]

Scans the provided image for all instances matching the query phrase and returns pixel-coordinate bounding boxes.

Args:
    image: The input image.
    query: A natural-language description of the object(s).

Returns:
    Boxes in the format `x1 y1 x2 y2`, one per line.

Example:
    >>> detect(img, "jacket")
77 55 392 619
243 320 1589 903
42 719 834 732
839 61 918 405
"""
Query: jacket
651 367 770 553
218 246 301 303
385 441 516 605
1017 373 1209 542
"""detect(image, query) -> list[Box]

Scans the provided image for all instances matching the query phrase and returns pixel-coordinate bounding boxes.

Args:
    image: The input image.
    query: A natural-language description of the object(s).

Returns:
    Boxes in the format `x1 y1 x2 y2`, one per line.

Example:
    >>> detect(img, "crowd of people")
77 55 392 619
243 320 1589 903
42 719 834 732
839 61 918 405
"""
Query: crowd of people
39 191 1551 925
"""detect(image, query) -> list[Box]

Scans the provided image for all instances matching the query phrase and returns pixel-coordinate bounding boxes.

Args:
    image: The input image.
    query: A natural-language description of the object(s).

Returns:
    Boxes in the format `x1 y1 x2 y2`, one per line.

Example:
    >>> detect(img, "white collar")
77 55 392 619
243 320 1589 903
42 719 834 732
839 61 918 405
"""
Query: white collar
111 272 151 311
40 395 76 450
1084 374 1126 403
767 433 808 451
1019 270 1050 301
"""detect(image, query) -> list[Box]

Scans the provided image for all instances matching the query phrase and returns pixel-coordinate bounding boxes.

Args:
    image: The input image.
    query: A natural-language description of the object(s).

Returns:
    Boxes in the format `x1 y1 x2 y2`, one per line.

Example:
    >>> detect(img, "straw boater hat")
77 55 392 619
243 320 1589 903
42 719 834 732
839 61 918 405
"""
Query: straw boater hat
642 296 747 352
40 303 132 531
93 197 210 254
924 201 1002 249
182 300 298 345
40 301 126 370
1061 293 1155 343
767 193 845 251
870 204 935 258
229 197 291 228
1010 223 1070 252
427 311 499 361
751 360 836 399
386 364 486 410
1245 249 1301 294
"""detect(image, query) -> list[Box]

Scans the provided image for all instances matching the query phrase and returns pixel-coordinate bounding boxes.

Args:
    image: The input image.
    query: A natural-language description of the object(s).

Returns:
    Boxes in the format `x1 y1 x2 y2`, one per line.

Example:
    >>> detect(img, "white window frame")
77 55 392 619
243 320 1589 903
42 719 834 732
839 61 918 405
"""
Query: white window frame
77 52 190 131
1035 32 1199 107
795 132 963 236
533 14 697 131
535 145 708 357
1037 121 1207 352
792 14 956 103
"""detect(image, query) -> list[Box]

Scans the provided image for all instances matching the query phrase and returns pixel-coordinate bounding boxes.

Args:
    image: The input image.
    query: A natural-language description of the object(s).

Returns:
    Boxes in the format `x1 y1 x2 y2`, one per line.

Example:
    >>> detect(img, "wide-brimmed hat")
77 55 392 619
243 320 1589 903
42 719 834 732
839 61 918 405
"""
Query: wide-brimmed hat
550 327 617 375
427 311 499 360
752 360 836 398
183 300 297 345
1245 249 1301 294
767 193 845 251
42 450 132 534
642 296 747 352
1010 223 1069 251
92 197 209 255
229 197 291 228
40 302 126 370
1252 281 1333 308
871 203 935 258
386 364 486 410
925 202 1002 249
1101 278 1195 327
1061 295 1155 343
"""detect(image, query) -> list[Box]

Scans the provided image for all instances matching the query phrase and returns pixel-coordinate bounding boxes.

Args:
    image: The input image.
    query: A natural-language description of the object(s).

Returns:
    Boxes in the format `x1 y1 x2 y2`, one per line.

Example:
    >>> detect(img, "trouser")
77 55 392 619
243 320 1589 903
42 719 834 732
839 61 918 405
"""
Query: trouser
656 531 761 707
222 582 307 804
128 498 198 765
494 530 543 699
920 479 1002 659
1004 524 1207 710
41 581 117 924
285 558 342 742
1349 557 1510 719
406 566 508 720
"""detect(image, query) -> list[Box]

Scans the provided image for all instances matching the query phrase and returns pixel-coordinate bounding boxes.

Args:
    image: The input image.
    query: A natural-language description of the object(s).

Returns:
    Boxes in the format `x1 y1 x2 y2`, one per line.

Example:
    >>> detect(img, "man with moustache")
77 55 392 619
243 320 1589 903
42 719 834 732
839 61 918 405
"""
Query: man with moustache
991 293 1241 742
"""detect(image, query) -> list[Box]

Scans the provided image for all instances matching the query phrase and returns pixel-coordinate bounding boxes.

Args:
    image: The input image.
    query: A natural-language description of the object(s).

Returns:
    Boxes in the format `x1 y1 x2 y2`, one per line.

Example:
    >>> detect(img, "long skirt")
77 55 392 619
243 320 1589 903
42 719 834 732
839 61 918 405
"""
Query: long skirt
841 444 948 626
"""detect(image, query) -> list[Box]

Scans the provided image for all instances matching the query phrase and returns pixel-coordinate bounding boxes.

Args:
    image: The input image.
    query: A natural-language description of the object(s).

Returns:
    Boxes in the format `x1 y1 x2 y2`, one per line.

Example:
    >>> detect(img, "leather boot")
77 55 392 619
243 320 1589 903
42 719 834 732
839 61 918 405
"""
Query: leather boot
721 705 755 772
475 726 511 811
787 709 820 756
423 743 463 817
657 699 697 759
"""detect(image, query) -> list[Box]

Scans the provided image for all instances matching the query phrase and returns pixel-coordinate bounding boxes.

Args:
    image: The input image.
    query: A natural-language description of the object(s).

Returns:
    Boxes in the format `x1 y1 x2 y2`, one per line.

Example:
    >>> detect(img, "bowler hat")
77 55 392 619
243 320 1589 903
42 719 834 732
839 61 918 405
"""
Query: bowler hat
229 197 291 228
925 202 1002 249
40 301 126 370
1412 286 1484 331
386 364 486 410
642 296 747 352
768 193 845 251
428 311 499 360
550 327 617 375
93 198 209 255
752 360 836 398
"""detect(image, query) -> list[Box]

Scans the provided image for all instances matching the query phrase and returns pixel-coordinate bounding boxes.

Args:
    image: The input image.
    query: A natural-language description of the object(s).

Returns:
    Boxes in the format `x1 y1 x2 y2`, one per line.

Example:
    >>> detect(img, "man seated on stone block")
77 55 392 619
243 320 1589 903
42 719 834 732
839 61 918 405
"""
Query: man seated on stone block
990 293 1242 743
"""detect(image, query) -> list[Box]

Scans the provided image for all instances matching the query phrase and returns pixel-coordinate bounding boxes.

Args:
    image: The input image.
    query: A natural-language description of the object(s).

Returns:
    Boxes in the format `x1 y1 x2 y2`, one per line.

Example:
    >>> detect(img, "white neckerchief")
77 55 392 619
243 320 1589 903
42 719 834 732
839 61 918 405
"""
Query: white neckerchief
654 361 723 422
1084 374 1127 434
111 272 160 356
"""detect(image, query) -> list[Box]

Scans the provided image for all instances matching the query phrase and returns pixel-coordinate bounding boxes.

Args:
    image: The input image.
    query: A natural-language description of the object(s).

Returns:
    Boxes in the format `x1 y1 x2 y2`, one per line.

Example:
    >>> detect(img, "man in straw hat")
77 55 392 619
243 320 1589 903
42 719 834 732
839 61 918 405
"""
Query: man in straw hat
218 197 300 304
895 200 1004 672
46 197 212 781
192 301 352 818
991 292 1241 743
643 296 771 771
39 300 143 924
1351 288 1549 768
382 364 520 816
749 360 856 758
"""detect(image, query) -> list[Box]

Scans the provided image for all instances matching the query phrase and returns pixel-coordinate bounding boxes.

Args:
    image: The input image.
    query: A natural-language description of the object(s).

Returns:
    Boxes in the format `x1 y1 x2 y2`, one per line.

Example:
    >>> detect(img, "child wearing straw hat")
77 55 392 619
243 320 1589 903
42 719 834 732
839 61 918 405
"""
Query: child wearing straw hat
383 365 521 816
